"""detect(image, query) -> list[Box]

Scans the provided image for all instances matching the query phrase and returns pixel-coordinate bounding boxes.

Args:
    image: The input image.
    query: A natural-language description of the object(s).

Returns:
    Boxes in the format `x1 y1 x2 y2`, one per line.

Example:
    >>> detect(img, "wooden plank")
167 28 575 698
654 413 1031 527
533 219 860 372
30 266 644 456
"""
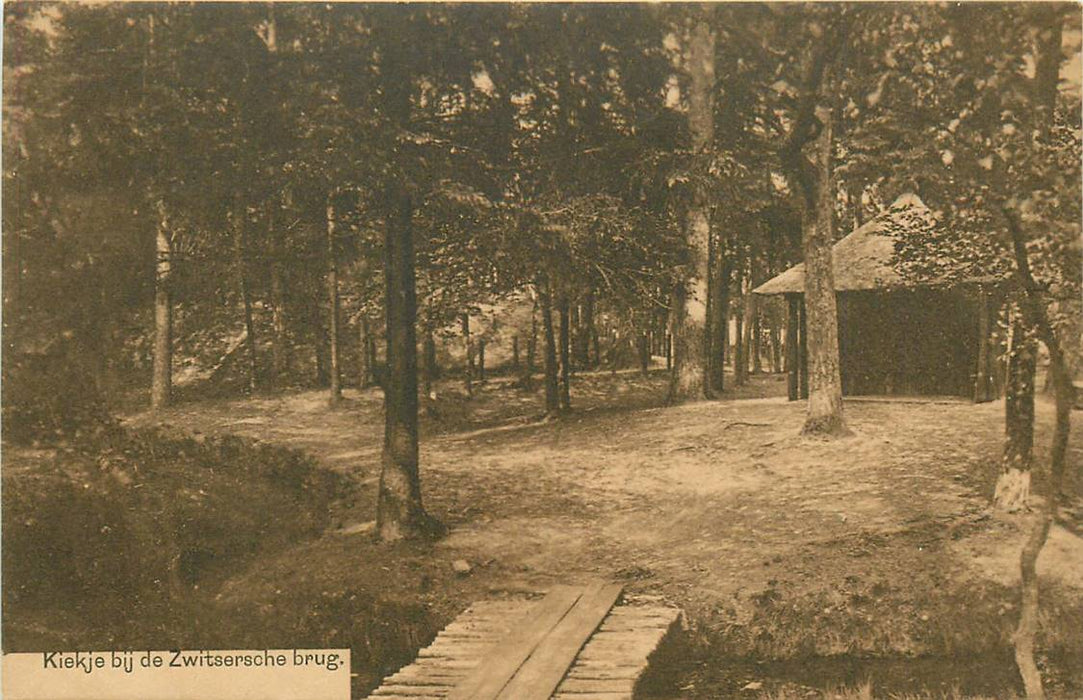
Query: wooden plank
371 687 449 697
384 675 464 687
553 678 636 694
603 607 676 619
495 583 623 700
380 679 456 689
386 671 464 684
564 666 641 681
445 586 584 700
419 643 494 657
590 622 669 634
389 665 467 676
560 657 640 670
409 659 482 670
575 640 660 660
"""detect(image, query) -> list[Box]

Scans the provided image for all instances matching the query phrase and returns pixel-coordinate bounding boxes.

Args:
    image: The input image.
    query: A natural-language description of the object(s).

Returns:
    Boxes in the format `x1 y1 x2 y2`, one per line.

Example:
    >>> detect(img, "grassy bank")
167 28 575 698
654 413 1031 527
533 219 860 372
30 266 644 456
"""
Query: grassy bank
2 426 346 649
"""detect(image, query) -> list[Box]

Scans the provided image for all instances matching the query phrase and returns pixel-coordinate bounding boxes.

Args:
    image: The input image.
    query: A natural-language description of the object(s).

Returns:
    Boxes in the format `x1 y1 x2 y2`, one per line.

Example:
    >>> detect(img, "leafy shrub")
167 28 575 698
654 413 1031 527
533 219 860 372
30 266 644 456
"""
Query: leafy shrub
1 350 120 446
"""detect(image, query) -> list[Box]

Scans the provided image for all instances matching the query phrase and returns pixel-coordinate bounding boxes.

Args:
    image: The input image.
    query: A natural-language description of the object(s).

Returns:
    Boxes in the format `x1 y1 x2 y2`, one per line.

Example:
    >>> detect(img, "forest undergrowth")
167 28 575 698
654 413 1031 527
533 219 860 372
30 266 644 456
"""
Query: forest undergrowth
5 370 1082 698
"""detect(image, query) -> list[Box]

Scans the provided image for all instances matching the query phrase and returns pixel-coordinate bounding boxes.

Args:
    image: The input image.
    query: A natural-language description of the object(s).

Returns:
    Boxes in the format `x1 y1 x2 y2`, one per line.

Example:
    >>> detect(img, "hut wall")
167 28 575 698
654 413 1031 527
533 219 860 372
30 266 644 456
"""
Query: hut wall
838 289 980 397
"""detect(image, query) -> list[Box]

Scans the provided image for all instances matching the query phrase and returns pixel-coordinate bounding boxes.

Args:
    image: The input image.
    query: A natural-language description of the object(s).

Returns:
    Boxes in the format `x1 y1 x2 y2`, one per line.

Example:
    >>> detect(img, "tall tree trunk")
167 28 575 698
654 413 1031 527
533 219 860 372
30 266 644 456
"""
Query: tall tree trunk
326 200 342 406
151 201 172 410
512 335 520 369
770 302 783 373
850 184 864 232
799 299 809 400
461 313 474 397
518 294 538 390
974 290 995 402
786 295 800 401
669 15 715 403
709 249 731 393
996 309 1037 510
591 321 601 369
539 276 560 417
719 289 730 388
752 297 763 374
740 285 753 384
527 294 538 374
241 288 258 393
778 13 850 433
478 338 486 382
270 256 288 386
608 329 621 374
376 182 436 541
706 231 715 386
558 294 572 411
424 324 438 386
234 203 258 395
359 314 373 389
268 200 288 389
800 106 846 435
570 302 582 372
315 323 329 387
421 323 438 414
748 254 761 376
577 290 595 369
368 319 379 387
638 331 650 376
262 12 286 389
734 285 746 388
87 273 117 396
586 292 598 368
995 4 1063 515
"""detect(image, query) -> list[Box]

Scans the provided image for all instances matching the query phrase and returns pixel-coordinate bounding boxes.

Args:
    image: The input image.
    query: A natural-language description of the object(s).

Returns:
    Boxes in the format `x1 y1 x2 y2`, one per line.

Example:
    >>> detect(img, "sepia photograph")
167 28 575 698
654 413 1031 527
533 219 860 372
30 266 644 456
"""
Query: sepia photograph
2 2 1082 698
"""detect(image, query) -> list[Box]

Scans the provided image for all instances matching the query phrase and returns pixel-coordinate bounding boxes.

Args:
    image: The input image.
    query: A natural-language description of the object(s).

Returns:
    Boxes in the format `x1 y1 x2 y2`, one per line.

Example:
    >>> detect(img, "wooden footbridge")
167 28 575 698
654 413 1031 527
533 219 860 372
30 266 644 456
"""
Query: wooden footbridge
367 583 682 700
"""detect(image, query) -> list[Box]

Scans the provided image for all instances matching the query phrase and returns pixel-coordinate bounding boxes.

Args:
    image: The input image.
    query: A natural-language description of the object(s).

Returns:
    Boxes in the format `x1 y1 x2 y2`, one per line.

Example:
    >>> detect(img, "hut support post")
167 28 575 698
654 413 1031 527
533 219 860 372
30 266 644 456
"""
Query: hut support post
974 288 993 403
786 294 799 401
799 298 809 400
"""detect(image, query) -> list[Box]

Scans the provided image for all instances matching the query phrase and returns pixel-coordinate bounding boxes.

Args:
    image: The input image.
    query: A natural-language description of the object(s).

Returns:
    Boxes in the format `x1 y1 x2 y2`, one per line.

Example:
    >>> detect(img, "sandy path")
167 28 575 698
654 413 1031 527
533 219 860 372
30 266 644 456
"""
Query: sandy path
137 376 1082 647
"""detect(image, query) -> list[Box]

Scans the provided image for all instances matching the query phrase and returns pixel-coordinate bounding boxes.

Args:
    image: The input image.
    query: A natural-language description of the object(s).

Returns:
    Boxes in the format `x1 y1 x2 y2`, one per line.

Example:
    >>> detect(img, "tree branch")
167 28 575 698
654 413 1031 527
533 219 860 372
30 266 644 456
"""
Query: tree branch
1003 206 1076 413
777 11 851 209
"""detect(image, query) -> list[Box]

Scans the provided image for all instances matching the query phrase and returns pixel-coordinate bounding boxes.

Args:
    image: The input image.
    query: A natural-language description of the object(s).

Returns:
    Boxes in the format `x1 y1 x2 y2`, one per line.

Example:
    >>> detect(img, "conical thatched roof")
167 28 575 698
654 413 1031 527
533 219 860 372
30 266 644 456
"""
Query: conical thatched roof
754 194 940 296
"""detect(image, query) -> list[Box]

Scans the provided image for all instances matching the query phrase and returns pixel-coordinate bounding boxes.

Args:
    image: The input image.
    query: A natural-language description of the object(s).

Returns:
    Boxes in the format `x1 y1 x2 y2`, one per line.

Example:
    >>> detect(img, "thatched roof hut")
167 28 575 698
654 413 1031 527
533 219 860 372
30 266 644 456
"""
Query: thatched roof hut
754 194 945 295
755 194 1001 402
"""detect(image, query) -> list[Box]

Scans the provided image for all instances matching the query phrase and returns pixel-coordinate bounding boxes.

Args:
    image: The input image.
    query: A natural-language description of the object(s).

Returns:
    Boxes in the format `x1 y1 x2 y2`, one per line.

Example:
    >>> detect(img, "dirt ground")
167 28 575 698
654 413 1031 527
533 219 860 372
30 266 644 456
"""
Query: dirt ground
127 370 1083 698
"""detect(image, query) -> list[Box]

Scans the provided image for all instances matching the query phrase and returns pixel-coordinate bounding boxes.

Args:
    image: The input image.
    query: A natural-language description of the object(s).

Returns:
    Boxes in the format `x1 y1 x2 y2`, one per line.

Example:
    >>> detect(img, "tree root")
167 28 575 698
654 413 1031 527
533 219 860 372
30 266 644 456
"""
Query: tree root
800 413 852 437
994 467 1032 512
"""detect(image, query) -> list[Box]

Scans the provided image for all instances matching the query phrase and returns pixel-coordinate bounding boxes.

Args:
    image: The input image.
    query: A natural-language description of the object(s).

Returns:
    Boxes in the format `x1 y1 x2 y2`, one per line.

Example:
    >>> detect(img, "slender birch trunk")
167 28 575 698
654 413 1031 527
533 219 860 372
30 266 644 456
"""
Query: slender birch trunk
539 276 559 417
559 294 572 411
326 200 342 406
461 313 473 397
233 203 258 395
151 200 172 410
